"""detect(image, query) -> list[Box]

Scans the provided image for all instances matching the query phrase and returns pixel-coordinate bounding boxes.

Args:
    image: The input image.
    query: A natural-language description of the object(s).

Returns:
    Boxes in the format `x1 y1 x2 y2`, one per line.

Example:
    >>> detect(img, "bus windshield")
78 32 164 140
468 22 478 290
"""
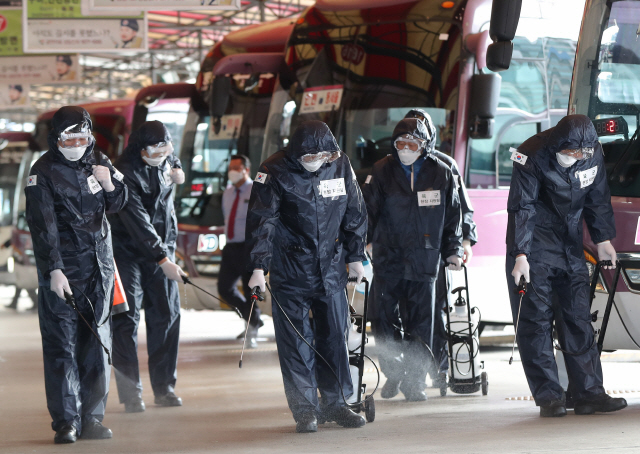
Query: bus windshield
571 0 640 196
264 15 462 180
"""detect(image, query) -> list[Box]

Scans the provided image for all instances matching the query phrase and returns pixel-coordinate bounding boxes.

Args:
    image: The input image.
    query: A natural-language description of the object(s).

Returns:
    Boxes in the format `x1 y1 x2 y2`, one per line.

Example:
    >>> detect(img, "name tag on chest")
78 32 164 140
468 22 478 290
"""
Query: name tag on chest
320 178 346 198
417 190 440 207
576 166 597 189
87 175 102 194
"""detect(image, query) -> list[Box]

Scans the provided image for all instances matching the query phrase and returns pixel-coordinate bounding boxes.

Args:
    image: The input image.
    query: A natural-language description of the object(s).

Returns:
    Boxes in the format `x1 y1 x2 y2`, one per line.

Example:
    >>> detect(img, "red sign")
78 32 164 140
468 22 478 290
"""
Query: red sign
341 44 365 65
0 15 7 34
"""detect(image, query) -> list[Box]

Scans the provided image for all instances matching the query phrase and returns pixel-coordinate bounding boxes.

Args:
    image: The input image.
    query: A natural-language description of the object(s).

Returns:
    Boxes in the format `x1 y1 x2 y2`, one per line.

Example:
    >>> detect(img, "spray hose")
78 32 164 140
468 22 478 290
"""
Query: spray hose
267 279 380 408
63 289 112 365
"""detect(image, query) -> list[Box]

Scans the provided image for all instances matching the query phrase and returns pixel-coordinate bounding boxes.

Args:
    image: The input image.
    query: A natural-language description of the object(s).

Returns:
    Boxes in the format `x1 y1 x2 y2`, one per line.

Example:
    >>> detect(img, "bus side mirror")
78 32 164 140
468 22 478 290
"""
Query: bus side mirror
469 73 501 139
486 0 522 72
210 76 231 134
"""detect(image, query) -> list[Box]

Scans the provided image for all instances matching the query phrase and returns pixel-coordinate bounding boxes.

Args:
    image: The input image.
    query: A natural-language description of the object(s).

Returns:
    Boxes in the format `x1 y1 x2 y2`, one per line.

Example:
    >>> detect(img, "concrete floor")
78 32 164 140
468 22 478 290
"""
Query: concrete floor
2 288 640 453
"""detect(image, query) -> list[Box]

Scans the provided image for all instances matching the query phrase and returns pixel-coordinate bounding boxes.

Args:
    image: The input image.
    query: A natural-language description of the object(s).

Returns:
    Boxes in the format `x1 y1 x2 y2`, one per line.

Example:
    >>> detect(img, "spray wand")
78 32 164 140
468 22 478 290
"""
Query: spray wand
239 287 264 368
509 276 527 365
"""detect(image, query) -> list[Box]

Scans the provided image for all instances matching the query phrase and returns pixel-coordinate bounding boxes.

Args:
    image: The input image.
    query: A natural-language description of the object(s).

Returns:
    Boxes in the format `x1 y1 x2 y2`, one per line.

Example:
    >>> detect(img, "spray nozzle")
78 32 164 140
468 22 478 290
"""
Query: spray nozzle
251 287 265 302
517 276 527 295
63 290 76 309
181 275 191 285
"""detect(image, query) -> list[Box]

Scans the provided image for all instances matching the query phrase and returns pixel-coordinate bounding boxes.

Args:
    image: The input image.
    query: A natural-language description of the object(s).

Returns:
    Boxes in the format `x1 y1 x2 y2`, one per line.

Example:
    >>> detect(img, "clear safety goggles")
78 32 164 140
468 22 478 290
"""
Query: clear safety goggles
560 147 595 160
394 134 425 152
298 150 341 165
145 141 174 159
59 123 94 149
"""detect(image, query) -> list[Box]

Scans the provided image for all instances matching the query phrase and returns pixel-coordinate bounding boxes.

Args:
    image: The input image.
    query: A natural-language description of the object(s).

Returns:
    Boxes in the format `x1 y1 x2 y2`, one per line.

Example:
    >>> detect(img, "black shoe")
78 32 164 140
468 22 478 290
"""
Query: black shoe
540 403 567 417
155 391 183 407
324 406 365 428
295 413 318 433
124 397 146 413
574 393 627 415
380 378 401 399
80 421 112 439
54 424 77 444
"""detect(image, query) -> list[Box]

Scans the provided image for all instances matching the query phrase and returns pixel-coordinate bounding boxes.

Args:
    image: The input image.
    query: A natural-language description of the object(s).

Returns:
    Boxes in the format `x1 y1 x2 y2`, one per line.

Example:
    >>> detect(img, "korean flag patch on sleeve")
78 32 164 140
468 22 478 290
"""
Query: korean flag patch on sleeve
510 147 528 165
255 172 268 184
27 175 37 187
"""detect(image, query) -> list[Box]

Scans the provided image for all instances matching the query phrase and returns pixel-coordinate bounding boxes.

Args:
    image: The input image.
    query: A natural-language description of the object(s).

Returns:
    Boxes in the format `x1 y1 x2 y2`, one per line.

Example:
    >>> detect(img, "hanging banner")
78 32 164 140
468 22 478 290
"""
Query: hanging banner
0 7 80 83
89 0 240 10
0 54 80 84
0 8 22 56
0 83 31 108
23 0 147 53
81 0 141 17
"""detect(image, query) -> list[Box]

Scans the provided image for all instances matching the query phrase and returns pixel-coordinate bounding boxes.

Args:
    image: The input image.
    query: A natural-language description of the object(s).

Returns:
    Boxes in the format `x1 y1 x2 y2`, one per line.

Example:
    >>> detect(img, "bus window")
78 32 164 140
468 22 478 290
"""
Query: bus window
91 114 126 160
497 122 539 187
467 114 540 188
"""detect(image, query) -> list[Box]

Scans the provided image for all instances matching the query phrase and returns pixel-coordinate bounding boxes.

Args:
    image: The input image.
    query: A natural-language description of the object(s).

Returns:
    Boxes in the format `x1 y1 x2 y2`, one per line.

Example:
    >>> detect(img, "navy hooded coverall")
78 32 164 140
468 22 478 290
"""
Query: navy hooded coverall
246 121 368 421
363 118 463 394
506 115 615 406
404 109 478 375
25 106 128 433
108 121 182 403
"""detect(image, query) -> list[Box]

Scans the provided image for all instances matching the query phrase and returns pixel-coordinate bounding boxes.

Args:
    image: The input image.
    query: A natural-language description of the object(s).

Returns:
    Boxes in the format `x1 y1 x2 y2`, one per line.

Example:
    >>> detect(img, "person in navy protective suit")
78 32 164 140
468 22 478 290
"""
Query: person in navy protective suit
506 114 627 417
25 106 128 444
404 108 477 388
108 120 187 413
362 118 463 402
246 120 368 433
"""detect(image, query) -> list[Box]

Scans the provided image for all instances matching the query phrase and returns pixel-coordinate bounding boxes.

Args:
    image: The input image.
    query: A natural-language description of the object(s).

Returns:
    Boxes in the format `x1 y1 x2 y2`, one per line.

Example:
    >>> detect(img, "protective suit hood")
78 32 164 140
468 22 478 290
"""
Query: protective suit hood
125 120 172 162
404 108 437 152
48 106 95 162
547 114 599 154
390 118 430 163
286 121 340 170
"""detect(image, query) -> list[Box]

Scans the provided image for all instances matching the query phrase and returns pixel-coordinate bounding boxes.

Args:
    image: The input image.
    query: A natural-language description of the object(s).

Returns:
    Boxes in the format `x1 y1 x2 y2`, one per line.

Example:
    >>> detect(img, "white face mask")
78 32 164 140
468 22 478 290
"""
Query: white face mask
397 149 421 166
142 156 165 167
228 170 245 184
301 161 324 173
58 145 87 161
556 153 578 168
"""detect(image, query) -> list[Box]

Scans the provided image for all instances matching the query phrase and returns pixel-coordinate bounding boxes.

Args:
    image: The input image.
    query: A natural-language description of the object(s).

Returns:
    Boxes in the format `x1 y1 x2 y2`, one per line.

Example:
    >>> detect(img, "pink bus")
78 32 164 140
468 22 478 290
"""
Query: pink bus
258 0 577 327
173 17 296 312
492 0 640 350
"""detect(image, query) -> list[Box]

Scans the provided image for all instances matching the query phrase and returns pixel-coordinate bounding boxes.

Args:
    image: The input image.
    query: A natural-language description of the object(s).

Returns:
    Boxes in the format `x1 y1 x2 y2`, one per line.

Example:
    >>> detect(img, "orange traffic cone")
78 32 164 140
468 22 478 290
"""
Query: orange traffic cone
112 262 129 315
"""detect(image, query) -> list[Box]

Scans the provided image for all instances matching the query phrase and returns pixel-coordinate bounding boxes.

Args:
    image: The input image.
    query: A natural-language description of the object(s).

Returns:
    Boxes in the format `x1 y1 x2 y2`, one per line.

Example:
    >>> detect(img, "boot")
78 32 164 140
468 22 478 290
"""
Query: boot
323 406 365 428
80 421 112 439
540 400 567 417
574 393 627 415
380 378 401 399
54 424 77 444
295 412 318 433
124 396 146 413
155 391 183 407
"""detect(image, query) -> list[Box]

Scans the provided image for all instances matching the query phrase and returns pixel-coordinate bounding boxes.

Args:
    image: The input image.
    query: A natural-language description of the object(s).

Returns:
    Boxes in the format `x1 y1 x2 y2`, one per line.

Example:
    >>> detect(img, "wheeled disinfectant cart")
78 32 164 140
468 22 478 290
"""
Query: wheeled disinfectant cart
441 264 488 396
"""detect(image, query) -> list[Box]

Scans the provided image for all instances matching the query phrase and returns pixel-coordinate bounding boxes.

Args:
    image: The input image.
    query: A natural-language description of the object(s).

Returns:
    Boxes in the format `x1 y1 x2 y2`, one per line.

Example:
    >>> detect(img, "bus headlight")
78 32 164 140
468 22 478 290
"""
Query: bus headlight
624 269 640 284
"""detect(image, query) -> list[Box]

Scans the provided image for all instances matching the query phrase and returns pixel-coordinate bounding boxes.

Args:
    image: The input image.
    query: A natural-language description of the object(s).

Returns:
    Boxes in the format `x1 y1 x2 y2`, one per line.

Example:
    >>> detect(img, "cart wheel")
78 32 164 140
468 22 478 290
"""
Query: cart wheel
364 396 375 422
481 372 489 396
